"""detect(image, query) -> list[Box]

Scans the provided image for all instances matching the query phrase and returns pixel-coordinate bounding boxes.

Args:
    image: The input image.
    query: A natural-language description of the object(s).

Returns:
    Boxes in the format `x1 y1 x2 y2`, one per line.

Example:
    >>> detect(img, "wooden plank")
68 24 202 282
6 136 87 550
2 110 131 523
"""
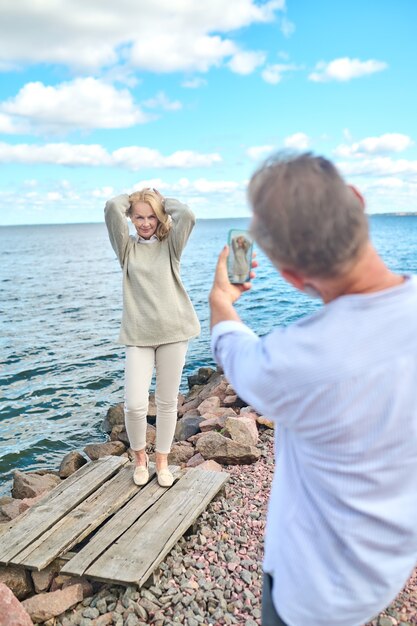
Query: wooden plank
10 463 152 570
61 465 183 578
0 455 128 565
83 468 229 586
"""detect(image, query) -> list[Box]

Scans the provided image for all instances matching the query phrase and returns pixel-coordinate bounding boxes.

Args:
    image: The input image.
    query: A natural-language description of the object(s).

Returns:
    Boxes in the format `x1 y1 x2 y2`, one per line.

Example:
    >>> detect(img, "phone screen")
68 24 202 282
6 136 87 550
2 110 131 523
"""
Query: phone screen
227 229 254 284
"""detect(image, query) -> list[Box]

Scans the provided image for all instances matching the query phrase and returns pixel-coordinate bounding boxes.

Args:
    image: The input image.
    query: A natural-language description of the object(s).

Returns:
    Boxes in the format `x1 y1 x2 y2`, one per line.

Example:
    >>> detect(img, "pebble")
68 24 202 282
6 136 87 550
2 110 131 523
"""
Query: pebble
82 608 99 619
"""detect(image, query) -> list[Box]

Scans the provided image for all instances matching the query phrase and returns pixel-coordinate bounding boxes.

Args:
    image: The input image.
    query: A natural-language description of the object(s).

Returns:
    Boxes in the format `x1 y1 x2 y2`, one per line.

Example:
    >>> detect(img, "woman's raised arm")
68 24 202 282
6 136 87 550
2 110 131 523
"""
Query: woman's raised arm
164 197 196 259
104 194 131 266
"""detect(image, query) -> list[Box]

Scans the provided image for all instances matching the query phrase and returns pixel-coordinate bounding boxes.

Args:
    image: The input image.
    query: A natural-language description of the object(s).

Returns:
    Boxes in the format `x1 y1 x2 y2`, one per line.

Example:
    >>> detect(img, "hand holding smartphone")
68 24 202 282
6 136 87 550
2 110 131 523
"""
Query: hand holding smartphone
227 229 254 284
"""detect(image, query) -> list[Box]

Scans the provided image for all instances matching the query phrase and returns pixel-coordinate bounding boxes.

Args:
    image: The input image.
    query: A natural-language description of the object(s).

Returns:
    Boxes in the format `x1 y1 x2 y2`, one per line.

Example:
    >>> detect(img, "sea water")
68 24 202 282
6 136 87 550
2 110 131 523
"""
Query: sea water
1 215 416 494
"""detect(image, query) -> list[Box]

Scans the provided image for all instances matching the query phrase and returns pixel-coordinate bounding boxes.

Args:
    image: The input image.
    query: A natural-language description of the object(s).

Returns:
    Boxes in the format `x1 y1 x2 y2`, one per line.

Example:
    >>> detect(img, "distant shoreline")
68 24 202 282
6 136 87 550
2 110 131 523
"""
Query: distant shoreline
372 212 417 216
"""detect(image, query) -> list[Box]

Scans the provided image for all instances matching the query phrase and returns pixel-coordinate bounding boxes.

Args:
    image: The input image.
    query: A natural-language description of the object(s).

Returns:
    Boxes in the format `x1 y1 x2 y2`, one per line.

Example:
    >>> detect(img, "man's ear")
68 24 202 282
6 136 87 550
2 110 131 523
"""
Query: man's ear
280 267 306 291
348 185 366 210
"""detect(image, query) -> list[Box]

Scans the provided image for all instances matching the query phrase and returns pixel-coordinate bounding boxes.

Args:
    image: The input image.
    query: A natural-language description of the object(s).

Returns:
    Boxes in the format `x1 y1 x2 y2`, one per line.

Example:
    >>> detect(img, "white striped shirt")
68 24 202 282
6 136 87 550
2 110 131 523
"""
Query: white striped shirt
211 276 417 626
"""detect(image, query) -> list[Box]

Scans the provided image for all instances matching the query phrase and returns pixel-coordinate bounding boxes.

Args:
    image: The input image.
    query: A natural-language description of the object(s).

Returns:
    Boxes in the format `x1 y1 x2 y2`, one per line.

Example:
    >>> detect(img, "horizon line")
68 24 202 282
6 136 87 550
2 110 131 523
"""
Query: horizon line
1 211 417 228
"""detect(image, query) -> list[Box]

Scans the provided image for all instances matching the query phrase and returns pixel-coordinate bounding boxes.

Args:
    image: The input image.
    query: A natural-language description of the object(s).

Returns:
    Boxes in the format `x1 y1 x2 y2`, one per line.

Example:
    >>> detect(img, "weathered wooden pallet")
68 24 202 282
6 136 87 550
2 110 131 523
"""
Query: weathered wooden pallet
0 456 229 587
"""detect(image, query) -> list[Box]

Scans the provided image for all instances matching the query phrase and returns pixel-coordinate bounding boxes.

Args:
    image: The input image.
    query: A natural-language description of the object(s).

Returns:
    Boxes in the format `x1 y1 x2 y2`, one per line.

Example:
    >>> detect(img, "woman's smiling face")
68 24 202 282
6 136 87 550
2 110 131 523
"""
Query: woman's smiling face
130 201 159 239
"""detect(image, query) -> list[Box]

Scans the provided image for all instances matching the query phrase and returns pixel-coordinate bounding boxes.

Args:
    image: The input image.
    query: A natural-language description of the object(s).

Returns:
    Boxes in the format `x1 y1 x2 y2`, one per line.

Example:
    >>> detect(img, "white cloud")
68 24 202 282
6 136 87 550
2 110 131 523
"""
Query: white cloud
284 132 310 151
92 186 115 198
0 112 25 134
365 177 405 190
175 178 242 194
131 34 237 74
0 142 111 166
335 133 414 157
112 147 221 169
182 77 208 89
134 177 242 195
309 57 388 82
0 78 149 134
0 141 222 170
143 91 182 111
246 145 275 160
280 16 295 38
132 177 247 219
0 174 251 224
23 179 38 188
0 1 285 74
261 63 299 84
337 156 417 180
228 50 266 75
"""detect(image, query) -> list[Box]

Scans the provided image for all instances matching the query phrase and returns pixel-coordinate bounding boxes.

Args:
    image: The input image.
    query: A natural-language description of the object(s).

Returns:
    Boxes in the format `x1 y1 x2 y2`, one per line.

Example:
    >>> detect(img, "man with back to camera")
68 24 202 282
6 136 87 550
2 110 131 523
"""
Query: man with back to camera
209 153 417 626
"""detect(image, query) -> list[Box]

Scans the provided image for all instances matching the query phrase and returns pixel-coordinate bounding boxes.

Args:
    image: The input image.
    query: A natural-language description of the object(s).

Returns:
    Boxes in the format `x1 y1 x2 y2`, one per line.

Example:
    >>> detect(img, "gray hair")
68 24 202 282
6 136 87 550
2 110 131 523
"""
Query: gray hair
248 152 369 277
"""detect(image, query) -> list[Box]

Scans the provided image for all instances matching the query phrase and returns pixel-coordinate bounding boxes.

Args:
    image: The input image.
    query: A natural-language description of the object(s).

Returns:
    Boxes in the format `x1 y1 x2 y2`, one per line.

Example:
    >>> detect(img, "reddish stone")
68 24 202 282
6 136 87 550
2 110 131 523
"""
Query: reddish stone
197 396 221 415
186 453 205 468
21 584 83 622
0 583 33 626
198 460 223 472
199 416 228 432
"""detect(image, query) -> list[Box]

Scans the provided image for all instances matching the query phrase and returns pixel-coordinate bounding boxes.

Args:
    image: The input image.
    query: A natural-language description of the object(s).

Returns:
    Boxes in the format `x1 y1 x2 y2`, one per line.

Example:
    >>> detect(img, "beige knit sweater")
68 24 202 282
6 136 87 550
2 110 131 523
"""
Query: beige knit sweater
104 194 200 346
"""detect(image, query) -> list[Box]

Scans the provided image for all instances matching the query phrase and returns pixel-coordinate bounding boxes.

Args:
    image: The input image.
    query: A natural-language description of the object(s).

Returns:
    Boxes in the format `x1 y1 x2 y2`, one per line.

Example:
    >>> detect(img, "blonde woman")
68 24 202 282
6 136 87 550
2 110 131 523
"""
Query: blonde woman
104 188 200 487
231 235 251 283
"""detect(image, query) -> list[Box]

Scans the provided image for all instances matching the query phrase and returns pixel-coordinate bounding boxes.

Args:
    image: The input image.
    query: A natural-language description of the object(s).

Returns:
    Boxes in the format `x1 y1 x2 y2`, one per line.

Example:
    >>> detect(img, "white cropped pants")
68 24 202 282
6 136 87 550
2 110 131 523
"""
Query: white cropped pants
124 341 188 454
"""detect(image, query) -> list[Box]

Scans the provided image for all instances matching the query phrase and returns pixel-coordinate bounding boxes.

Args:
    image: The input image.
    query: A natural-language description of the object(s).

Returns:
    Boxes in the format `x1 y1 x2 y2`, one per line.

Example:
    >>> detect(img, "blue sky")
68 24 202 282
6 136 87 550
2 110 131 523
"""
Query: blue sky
0 0 416 225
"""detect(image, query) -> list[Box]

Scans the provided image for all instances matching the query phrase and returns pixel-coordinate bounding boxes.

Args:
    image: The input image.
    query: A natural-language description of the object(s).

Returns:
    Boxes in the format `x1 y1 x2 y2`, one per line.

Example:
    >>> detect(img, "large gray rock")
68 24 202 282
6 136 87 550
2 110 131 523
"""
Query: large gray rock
58 451 87 478
187 367 216 388
83 441 126 461
196 432 261 465
102 403 124 434
22 584 83 622
12 471 61 500
168 443 195 465
110 424 130 446
224 416 259 446
175 412 204 441
0 583 33 626
0 565 33 600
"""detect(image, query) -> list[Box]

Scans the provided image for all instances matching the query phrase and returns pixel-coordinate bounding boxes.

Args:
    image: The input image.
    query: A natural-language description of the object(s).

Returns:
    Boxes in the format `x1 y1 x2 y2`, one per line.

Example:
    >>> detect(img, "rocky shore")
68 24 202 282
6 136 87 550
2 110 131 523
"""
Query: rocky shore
0 367 416 626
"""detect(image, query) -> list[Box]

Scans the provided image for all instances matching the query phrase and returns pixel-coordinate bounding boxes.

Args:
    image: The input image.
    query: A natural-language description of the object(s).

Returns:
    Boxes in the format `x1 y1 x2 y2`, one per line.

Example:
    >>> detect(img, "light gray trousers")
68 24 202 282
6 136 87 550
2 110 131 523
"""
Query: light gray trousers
124 341 188 454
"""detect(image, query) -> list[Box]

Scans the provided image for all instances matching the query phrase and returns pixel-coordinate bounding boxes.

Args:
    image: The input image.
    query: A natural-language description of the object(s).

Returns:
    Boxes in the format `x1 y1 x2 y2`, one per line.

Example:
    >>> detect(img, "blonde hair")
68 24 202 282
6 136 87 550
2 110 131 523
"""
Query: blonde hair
127 189 171 241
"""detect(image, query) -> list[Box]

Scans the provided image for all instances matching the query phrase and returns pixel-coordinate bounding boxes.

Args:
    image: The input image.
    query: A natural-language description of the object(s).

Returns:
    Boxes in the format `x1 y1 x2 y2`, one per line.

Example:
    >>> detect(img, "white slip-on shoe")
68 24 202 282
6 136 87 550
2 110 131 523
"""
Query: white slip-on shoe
133 453 149 486
156 467 174 487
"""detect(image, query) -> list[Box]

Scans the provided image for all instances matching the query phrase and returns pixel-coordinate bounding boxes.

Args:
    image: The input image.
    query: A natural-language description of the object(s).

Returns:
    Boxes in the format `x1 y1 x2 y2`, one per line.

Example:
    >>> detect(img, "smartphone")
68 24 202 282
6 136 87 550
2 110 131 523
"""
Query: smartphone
227 229 254 284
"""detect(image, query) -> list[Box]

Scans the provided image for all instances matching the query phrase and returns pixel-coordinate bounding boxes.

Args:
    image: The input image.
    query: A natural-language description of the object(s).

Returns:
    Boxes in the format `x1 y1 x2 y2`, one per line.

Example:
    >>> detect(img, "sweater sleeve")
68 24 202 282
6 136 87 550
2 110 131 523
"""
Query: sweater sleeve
104 194 131 267
164 198 196 259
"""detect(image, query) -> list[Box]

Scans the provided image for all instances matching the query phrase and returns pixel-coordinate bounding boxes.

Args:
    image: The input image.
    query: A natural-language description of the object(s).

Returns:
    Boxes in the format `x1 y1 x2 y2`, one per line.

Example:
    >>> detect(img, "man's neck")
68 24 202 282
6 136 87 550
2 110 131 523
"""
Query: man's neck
316 243 405 303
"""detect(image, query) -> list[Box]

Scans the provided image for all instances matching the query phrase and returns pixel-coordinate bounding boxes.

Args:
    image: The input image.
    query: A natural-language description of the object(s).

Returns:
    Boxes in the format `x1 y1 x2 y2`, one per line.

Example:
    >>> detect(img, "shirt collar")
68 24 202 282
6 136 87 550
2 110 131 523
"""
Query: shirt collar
136 234 159 244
